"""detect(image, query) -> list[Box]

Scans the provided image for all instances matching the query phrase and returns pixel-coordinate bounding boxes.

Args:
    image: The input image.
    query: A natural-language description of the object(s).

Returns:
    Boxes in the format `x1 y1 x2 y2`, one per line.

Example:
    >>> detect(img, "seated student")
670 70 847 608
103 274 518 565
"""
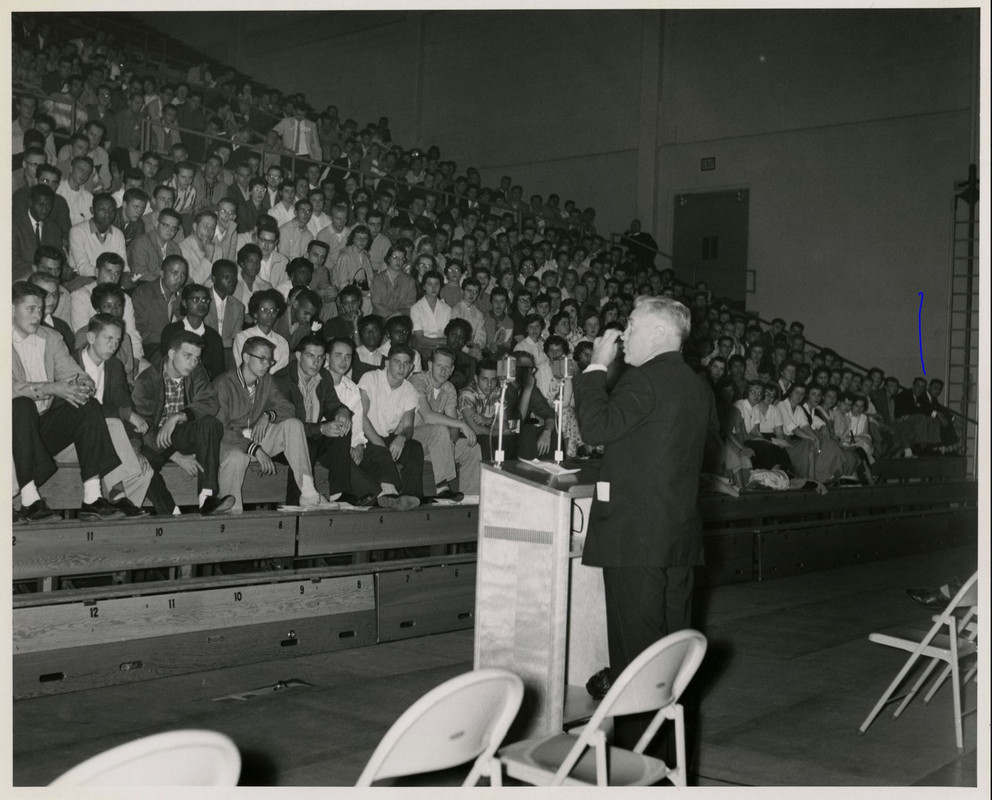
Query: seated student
322 337 420 509
12 281 125 523
267 180 298 229
202 259 245 370
131 330 235 516
535 335 582 457
451 276 486 355
274 286 322 357
370 245 418 320
321 284 362 343
893 377 943 455
75 283 140 387
157 283 226 379
353 314 387 382
233 289 291 375
114 186 150 250
232 243 271 318
458 358 508 461
214 336 336 512
277 198 314 260
358 345 425 499
275 335 372 504
69 252 143 360
409 347 482 500
482 286 515 357
410 269 451 358
139 184 177 236
128 208 184 282
378 315 423 374
734 380 790 470
13 184 66 282
73 313 154 515
209 197 240 264
29 272 75 353
67 193 129 279
922 378 960 452
178 209 219 285
274 256 315 301
14 162 73 250
132 254 189 354
254 217 290 288
505 350 558 460
442 318 478 392
515 313 549 369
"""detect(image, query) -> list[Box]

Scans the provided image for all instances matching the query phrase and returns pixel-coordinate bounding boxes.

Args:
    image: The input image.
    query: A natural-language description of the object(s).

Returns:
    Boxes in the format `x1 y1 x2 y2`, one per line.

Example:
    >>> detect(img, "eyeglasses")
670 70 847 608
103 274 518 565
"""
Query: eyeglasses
247 353 276 365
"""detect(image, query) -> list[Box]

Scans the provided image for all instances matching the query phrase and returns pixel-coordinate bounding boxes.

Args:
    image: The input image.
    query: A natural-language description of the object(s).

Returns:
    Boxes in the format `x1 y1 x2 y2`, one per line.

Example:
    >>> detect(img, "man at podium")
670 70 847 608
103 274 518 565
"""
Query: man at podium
574 295 712 751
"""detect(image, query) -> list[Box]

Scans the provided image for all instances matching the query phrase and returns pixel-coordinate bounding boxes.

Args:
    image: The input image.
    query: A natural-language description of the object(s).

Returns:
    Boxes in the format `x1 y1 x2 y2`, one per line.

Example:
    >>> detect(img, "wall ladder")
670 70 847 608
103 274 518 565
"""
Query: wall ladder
945 164 979 478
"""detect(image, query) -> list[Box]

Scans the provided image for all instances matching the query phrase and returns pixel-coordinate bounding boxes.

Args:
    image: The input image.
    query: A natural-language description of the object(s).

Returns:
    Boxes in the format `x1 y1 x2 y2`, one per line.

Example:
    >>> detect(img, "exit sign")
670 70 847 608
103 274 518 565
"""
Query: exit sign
701 157 716 171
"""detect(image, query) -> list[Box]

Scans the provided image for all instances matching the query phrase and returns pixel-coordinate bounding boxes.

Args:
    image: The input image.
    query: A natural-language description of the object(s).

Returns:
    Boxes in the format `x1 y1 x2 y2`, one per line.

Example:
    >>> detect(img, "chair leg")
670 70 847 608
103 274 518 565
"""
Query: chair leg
859 651 922 734
923 662 954 704
673 704 687 787
893 656 941 719
950 656 963 749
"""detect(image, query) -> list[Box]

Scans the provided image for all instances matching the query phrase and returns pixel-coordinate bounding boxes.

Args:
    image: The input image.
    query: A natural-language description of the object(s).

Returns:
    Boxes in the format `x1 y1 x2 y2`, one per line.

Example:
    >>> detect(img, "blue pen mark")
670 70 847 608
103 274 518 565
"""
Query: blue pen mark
918 292 926 375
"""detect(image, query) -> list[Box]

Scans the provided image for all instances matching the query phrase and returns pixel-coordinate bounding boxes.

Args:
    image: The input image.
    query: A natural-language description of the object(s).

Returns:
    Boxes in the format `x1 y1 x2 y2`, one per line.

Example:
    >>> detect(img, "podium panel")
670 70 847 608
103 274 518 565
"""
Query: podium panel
473 462 606 738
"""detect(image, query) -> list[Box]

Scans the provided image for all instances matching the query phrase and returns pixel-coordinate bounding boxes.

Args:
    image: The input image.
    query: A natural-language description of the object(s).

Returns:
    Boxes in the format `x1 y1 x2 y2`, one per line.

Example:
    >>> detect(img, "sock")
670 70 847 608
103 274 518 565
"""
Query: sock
299 474 317 498
20 482 40 506
198 489 213 507
82 478 101 504
379 482 398 497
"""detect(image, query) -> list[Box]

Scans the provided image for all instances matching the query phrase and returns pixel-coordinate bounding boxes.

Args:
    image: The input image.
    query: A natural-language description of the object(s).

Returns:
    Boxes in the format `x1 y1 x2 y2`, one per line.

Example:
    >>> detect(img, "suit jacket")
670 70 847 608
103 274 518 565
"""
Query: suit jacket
72 348 133 422
132 278 178 349
12 324 84 397
227 183 262 234
43 317 76 354
13 188 72 247
212 368 297 451
12 211 65 281
871 389 896 425
205 293 246 349
274 361 349 439
894 388 929 419
131 361 218 451
575 351 713 569
127 231 182 282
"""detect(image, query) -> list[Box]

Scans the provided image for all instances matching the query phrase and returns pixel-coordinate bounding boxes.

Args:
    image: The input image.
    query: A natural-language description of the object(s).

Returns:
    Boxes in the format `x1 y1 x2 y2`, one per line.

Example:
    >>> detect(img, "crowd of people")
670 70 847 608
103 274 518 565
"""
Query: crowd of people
11 13 963 524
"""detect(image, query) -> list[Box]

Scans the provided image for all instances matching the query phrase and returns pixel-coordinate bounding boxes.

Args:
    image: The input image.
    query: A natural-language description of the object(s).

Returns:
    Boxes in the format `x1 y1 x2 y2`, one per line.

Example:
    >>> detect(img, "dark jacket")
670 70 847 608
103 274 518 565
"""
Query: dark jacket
575 351 713 568
212 367 297 451
131 361 219 450
158 321 226 380
274 360 350 440
72 347 134 423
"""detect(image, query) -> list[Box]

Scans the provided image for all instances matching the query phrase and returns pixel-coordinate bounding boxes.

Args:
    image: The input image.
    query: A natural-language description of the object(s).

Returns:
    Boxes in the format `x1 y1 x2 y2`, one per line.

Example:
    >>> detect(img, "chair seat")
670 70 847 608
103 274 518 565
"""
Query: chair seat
500 733 670 786
869 629 978 660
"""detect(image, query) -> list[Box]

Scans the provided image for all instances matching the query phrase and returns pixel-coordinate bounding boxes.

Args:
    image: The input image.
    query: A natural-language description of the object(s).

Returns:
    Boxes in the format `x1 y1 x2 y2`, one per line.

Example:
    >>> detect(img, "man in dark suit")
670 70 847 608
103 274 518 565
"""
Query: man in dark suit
132 254 188 353
13 184 65 281
574 296 713 752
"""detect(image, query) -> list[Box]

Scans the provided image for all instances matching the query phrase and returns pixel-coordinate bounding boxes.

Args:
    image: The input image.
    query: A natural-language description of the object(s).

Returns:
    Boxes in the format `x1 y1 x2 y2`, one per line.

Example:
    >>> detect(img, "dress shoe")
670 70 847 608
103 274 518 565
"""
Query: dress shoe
112 497 151 517
586 667 612 700
338 492 378 507
21 499 62 523
13 506 27 526
377 493 420 511
905 586 951 610
79 497 126 521
200 494 236 515
432 488 465 503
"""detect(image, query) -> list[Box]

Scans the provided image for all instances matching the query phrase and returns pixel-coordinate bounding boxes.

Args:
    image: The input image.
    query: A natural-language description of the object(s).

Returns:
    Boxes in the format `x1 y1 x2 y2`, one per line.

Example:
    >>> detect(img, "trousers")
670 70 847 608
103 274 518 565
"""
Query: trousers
219 418 312 511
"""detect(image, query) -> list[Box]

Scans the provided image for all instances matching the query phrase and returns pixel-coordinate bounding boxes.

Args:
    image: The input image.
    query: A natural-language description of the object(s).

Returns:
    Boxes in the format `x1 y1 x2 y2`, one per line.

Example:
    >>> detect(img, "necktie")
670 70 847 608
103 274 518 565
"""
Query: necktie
294 121 302 154
35 220 42 245
167 294 177 322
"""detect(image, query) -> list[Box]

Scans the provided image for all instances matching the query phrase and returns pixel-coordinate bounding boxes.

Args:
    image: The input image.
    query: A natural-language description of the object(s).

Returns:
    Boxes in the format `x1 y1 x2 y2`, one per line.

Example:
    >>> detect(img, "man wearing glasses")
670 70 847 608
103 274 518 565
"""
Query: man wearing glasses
214 337 337 511
127 208 184 283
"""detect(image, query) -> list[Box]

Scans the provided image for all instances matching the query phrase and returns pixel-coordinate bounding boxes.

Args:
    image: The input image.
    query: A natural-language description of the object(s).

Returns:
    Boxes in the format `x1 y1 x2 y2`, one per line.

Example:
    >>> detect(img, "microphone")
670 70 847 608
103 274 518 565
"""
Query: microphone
550 357 571 380
497 354 517 383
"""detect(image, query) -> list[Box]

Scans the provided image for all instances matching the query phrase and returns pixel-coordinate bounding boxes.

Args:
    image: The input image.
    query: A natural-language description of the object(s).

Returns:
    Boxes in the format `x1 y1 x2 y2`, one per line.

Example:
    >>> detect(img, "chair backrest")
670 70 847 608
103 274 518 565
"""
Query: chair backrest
946 571 978 612
50 729 241 786
355 668 524 786
600 629 708 720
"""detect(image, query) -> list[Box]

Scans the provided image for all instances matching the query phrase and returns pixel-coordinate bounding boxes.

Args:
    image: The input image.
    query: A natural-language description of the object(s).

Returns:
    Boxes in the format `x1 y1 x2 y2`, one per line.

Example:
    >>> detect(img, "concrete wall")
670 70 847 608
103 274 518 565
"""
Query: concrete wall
134 8 976 380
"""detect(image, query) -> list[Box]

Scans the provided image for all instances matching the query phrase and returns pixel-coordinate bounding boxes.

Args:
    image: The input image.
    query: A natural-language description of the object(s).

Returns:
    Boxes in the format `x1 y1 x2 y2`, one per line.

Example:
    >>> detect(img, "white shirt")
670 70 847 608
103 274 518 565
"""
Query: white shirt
232 326 290 375
333 374 367 447
452 301 486 348
410 296 452 339
358 368 419 438
12 328 51 413
80 348 106 404
267 203 295 229
376 343 422 373
308 212 331 239
734 398 762 434
57 180 94 227
355 345 382 367
776 400 809 437
212 289 228 340
69 284 143 359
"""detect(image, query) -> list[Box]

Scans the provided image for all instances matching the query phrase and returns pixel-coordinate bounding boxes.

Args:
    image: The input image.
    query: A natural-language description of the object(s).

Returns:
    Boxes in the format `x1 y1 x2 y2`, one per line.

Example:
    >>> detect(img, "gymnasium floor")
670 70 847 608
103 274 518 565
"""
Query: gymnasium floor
12 544 979 788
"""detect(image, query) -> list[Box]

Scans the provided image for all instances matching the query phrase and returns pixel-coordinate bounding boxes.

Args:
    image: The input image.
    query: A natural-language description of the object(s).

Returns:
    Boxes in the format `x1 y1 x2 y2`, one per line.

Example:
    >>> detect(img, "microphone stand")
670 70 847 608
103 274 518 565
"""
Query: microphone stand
494 379 509 468
553 381 565 466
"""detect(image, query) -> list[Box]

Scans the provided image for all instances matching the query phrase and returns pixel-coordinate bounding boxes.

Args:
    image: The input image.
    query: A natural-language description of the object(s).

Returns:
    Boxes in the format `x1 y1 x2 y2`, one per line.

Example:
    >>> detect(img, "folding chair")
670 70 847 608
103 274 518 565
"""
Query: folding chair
859 571 978 749
50 729 241 786
355 668 523 787
499 629 707 786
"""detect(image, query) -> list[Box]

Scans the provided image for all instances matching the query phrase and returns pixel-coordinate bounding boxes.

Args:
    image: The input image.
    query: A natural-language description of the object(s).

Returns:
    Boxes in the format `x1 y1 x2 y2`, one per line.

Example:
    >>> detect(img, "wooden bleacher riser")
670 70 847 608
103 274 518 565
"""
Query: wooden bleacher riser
873 456 967 482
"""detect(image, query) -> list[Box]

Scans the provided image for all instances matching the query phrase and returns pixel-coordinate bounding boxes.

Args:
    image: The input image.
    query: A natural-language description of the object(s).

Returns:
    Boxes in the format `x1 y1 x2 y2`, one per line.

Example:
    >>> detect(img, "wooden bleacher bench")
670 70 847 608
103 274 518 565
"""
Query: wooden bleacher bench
873 456 966 482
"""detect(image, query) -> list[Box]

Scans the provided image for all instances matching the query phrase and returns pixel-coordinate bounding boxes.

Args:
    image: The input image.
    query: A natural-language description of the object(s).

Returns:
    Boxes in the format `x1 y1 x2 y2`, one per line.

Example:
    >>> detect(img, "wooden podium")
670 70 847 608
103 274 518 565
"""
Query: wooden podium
473 460 609 738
